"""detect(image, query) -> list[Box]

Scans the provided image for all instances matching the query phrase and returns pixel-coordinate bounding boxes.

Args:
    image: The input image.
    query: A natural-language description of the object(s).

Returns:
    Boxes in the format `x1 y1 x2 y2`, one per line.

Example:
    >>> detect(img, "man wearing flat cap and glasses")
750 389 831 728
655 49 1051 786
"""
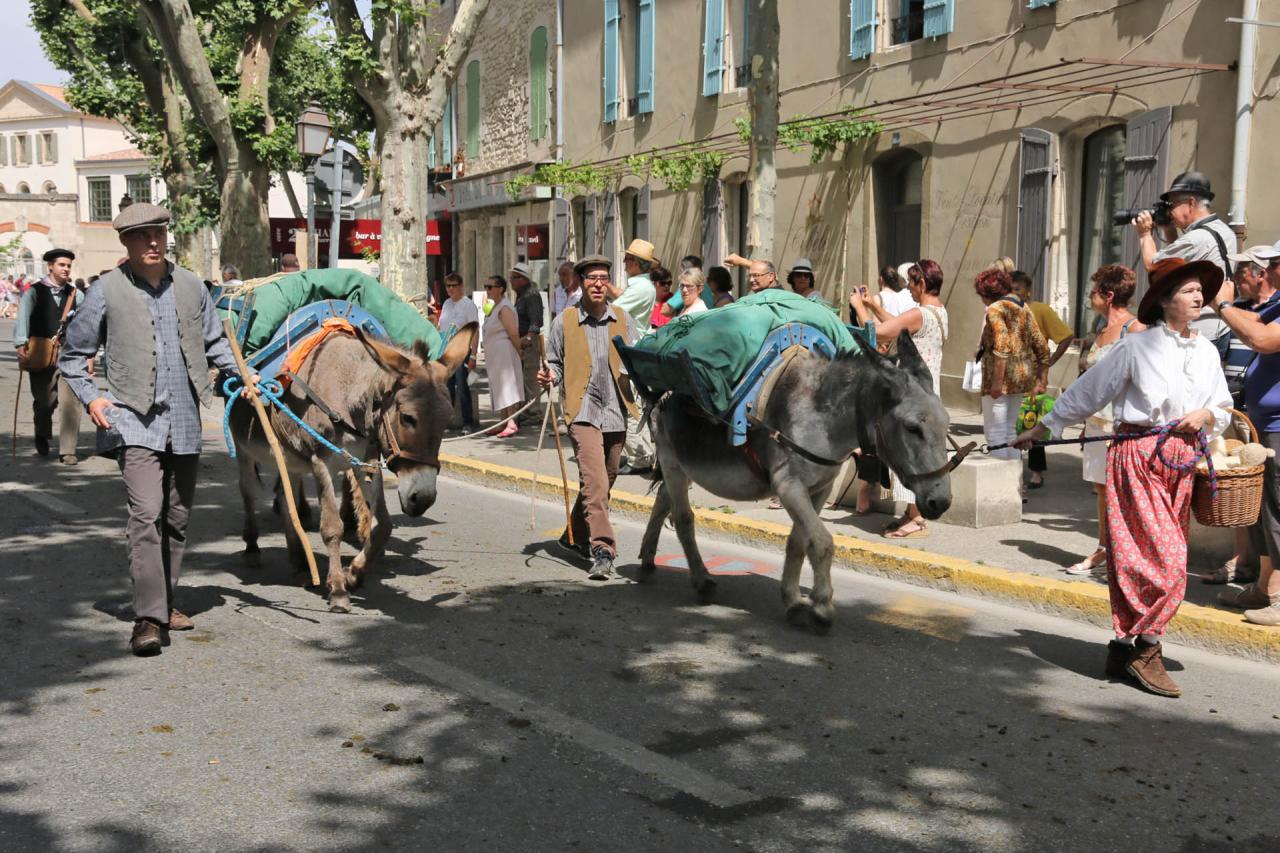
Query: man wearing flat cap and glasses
58 202 250 657
13 247 84 463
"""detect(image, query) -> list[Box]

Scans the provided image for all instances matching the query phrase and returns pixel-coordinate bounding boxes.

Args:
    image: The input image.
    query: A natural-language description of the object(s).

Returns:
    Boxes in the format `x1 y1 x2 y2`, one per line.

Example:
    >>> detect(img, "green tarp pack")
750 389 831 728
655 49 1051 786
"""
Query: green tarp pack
222 269 444 359
631 288 858 414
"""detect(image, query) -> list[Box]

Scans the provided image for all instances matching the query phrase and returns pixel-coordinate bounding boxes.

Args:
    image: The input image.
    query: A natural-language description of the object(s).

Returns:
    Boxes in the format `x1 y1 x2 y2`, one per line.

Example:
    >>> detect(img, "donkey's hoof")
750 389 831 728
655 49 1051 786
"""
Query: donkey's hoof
693 577 718 602
637 560 657 581
328 595 352 614
810 607 834 635
242 546 261 568
785 600 812 626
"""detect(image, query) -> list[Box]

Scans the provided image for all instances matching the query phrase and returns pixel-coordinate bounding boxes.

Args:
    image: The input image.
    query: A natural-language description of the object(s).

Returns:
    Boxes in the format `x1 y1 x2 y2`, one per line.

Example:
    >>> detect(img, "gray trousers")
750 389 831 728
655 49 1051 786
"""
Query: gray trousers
118 447 199 623
28 368 81 456
519 341 543 424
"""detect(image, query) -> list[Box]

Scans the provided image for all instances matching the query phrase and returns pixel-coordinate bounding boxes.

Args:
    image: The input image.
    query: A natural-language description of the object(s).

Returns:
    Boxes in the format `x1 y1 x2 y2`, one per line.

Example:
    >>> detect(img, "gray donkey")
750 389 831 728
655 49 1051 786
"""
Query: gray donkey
229 324 477 612
638 331 955 630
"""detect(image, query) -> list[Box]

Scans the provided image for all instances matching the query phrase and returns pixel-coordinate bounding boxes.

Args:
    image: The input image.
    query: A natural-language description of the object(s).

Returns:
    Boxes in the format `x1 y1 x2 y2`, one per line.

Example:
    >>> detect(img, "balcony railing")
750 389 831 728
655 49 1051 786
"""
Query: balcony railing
734 62 753 88
890 11 924 45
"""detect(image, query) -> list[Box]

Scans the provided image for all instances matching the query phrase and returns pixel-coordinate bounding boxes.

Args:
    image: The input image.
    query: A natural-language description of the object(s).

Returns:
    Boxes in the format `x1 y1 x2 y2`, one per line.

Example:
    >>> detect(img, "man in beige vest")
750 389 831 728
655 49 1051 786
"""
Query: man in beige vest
538 255 638 580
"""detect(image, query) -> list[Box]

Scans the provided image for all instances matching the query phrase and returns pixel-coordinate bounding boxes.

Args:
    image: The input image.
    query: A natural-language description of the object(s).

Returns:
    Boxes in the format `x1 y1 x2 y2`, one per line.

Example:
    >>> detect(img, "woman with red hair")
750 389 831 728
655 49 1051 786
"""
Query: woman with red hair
974 268 1050 463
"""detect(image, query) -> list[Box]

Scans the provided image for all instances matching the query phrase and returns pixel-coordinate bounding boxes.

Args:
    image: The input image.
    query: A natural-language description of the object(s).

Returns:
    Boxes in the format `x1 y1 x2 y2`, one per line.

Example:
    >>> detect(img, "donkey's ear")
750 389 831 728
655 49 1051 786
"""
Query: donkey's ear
853 328 894 374
436 322 479 379
352 326 414 375
895 330 935 393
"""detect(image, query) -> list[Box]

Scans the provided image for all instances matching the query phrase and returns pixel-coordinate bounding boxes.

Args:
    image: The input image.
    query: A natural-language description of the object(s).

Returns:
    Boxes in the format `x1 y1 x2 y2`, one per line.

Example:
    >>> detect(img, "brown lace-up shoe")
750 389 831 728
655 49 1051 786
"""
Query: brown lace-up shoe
1125 641 1181 698
130 620 163 656
168 609 194 631
1105 640 1131 679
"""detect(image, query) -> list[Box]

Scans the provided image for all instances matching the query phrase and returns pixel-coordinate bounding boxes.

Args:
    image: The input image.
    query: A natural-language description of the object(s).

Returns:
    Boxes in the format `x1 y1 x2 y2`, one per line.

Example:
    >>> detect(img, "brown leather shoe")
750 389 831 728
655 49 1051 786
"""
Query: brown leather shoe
168 609 194 631
1105 640 1131 679
130 620 164 656
1125 641 1181 698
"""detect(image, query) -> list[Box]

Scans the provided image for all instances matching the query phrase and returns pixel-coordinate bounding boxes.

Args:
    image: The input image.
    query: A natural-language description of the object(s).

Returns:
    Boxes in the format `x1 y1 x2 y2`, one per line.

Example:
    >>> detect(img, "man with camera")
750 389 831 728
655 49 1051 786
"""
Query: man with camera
1133 171 1238 351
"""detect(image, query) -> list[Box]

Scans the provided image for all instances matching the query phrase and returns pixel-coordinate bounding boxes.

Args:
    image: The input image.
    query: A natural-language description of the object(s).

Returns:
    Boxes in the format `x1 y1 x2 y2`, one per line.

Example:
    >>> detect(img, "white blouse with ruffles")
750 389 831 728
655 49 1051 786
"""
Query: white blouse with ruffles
1041 324 1231 439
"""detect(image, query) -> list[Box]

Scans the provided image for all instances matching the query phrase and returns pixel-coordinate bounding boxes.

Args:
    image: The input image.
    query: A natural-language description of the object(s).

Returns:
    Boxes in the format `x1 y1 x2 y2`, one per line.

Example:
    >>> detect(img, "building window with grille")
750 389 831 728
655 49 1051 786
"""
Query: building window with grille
14 134 31 166
890 0 925 45
39 131 57 164
1075 125 1127 336
126 174 152 204
87 177 113 222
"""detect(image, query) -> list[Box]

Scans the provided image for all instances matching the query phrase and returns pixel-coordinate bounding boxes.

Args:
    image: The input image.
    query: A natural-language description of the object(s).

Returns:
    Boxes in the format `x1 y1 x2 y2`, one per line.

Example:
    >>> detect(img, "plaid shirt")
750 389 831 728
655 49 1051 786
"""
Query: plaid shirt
61 264 235 456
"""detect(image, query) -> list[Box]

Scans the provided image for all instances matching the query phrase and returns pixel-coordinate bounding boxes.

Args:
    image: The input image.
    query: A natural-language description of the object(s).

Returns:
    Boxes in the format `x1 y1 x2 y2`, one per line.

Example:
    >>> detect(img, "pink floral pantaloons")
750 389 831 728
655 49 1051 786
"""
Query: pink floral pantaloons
1105 430 1195 638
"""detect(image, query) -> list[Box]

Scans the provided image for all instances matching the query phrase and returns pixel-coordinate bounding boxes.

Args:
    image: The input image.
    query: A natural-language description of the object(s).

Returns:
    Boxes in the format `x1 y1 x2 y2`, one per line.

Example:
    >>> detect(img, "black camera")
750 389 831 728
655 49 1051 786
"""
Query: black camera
1113 199 1172 227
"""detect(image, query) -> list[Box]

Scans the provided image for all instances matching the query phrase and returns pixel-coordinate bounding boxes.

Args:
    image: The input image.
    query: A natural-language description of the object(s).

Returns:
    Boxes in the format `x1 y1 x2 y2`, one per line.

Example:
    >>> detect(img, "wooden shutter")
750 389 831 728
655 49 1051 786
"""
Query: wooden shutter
48 133 57 164
554 199 572 265
442 91 455 165
427 134 437 170
637 184 650 241
584 196 598 256
702 0 724 97
603 0 620 123
636 0 655 114
923 0 954 39
530 27 549 138
0 135 7 167
466 61 481 158
701 177 723 264
1028 0 1056 8
603 192 619 271
849 0 876 60
1121 107 1172 300
1016 128 1055 296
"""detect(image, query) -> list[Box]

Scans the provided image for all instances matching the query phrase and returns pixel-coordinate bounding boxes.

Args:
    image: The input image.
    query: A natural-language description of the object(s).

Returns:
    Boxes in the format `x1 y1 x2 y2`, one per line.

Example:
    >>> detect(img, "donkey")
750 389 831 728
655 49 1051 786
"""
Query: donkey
229 323 477 612
638 331 955 630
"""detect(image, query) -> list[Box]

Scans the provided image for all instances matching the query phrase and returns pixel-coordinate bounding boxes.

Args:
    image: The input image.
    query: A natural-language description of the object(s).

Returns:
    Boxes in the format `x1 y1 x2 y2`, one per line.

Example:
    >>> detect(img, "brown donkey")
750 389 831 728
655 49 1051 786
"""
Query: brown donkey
229 323 477 611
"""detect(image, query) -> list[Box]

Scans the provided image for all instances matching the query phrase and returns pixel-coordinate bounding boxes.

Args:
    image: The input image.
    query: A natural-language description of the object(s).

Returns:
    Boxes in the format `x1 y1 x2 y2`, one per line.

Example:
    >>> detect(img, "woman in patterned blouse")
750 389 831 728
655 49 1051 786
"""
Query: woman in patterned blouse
974 267 1051 463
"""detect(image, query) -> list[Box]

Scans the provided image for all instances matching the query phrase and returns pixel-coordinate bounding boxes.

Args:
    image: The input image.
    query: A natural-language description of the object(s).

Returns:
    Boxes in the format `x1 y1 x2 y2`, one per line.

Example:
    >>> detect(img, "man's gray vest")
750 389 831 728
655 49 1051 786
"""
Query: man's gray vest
98 264 212 413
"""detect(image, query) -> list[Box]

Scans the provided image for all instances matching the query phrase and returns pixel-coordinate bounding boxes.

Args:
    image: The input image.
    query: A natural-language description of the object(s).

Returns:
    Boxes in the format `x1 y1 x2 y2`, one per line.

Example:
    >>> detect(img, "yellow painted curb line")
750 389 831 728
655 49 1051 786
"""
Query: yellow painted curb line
441 453 1280 662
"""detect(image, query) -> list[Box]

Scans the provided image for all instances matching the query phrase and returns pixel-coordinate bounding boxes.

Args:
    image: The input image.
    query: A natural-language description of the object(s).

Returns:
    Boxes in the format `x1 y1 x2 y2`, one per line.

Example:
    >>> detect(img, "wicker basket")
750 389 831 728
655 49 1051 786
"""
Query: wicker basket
1192 408 1264 528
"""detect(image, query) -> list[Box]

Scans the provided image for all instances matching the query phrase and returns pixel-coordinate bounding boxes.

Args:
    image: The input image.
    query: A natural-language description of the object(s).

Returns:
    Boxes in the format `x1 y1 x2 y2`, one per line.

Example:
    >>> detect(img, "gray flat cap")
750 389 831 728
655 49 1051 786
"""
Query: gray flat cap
573 254 612 276
112 202 172 235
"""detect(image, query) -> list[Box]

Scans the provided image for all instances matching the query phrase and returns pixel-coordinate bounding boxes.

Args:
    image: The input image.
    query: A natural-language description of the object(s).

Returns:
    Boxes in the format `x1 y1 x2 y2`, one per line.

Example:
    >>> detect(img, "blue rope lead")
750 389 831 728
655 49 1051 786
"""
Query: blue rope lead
221 375 379 470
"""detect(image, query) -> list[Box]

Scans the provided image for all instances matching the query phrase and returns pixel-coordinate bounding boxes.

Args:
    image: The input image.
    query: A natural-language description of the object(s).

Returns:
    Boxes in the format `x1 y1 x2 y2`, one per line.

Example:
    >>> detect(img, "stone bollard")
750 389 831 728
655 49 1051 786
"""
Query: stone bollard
938 455 1023 528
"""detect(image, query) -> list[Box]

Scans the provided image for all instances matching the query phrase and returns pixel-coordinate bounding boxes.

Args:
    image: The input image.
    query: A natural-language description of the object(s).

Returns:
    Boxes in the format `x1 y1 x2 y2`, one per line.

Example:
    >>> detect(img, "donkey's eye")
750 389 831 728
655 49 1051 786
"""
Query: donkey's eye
400 413 418 429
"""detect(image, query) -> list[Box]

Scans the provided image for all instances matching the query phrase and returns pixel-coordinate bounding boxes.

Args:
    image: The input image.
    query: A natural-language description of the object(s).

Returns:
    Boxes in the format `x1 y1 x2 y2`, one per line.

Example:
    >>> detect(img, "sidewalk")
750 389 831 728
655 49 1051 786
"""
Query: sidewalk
440 399 1280 661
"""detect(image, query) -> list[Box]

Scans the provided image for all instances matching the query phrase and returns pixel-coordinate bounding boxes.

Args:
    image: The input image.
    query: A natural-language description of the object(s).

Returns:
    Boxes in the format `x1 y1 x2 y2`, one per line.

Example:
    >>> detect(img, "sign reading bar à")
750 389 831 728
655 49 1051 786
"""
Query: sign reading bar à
271 217 450 259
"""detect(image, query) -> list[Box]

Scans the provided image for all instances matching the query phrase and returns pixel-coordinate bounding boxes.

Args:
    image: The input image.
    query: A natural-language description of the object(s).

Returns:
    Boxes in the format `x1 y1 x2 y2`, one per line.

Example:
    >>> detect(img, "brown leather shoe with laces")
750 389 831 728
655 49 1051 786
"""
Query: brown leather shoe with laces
1125 641 1181 697
168 609 194 631
130 620 164 656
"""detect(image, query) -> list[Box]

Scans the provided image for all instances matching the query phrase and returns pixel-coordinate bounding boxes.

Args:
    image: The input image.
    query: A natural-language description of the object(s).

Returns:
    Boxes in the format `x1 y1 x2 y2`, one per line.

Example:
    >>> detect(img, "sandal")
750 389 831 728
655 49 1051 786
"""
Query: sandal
1065 547 1106 576
496 421 519 438
884 519 927 539
1200 558 1259 585
768 497 783 510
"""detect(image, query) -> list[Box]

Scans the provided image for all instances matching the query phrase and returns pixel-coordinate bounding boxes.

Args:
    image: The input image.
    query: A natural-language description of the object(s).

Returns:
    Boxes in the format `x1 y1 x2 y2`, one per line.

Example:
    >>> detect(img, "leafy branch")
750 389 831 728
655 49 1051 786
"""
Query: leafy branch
776 108 883 163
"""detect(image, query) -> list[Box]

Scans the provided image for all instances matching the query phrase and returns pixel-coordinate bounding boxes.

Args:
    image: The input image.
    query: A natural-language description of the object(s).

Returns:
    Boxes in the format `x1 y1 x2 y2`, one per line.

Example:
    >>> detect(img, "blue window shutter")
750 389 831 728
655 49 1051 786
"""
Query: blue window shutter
849 0 876 60
1028 0 1056 8
701 0 723 97
636 0 655 114
603 0 620 123
442 91 454 165
427 134 437 169
922 0 954 38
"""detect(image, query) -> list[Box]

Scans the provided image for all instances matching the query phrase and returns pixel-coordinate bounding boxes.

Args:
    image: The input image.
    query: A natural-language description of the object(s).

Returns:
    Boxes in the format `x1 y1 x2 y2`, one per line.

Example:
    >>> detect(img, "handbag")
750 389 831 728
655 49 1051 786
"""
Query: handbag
962 358 983 393
20 287 76 373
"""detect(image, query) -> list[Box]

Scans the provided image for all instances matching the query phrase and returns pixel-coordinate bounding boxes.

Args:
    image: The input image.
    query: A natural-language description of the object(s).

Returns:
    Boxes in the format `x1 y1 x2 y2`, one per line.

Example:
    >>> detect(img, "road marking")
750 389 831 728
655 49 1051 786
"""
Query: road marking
0 481 87 516
399 652 757 808
867 594 974 642
655 554 775 577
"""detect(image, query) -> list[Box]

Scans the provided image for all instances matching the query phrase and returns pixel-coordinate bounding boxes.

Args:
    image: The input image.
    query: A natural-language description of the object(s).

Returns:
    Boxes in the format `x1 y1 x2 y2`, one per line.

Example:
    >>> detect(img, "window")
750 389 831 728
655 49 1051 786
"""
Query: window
1075 126 1127 336
727 0 750 88
19 248 35 278
723 176 750 293
890 0 924 45
16 182 30 194
87 177 113 222
630 0 654 115
702 0 724 96
529 27 549 139
873 149 923 271
39 131 57 164
0 134 6 167
127 174 152 204
465 60 481 159
13 134 31 166
42 181 57 194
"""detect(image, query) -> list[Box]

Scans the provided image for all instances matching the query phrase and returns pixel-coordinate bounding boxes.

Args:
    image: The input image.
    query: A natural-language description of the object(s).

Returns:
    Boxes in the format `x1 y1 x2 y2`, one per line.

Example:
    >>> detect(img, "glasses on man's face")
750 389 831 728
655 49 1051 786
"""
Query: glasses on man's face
583 274 610 283
445 283 461 288
748 272 773 280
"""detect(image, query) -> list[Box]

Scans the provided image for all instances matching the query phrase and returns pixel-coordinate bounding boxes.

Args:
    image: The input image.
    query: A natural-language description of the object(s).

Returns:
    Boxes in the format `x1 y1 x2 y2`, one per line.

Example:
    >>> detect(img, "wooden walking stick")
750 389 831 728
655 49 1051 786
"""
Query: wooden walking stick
10 374 21 459
222 319 320 587
538 336 575 545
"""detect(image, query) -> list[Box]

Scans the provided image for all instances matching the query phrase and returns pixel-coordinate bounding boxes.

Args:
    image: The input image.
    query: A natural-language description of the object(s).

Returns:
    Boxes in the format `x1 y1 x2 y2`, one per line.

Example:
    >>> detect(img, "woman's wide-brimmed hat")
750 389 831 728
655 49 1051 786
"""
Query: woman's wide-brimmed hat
1137 257 1225 325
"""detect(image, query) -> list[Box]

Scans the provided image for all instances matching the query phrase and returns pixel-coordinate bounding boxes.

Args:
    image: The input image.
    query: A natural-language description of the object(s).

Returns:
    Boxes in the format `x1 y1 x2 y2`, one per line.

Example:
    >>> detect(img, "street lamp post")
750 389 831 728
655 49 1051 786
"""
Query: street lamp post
294 103 332 270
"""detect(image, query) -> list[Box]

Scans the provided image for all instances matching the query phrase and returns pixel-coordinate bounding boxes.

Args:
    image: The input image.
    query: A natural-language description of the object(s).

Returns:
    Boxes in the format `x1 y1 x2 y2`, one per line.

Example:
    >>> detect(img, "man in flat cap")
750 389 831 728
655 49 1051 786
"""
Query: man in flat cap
14 247 83 462
509 261 544 426
538 255 638 580
59 202 247 657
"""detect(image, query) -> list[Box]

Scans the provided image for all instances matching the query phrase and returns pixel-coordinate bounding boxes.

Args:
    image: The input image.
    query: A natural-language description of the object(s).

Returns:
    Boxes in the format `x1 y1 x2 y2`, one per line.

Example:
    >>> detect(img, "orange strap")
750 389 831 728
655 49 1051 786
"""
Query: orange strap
279 318 357 389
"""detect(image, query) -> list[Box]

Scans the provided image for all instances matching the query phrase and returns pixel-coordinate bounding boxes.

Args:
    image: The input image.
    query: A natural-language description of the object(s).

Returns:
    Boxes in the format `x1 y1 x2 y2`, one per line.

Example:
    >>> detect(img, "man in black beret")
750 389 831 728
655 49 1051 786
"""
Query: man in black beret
59 202 248 656
13 247 83 462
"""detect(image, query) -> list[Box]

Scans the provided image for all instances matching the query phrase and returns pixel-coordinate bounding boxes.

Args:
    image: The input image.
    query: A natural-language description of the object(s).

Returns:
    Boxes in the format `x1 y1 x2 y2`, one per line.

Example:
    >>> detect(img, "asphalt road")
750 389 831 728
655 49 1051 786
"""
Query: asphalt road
2 328 1280 851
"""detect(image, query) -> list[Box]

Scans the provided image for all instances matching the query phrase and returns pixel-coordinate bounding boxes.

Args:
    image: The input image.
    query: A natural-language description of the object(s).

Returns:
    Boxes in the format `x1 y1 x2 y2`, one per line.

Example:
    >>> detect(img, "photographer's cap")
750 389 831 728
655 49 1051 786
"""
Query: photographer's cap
1229 245 1280 266
1160 171 1214 203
